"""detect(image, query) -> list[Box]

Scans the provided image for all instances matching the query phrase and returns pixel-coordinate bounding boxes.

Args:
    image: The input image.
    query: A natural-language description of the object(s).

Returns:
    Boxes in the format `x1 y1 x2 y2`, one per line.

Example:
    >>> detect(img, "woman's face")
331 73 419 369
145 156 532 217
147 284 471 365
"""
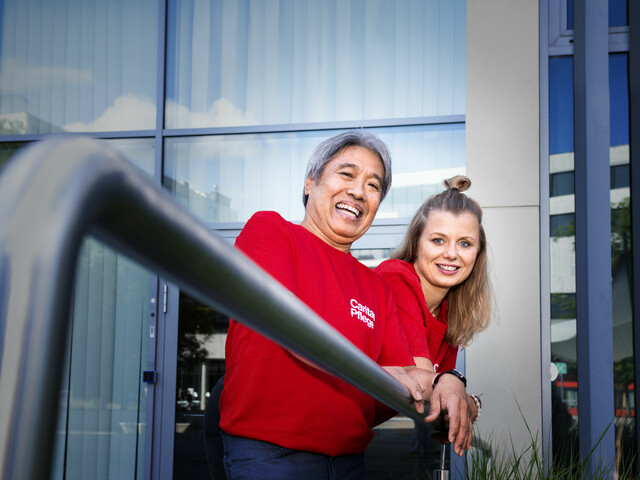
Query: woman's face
301 145 384 252
414 210 480 293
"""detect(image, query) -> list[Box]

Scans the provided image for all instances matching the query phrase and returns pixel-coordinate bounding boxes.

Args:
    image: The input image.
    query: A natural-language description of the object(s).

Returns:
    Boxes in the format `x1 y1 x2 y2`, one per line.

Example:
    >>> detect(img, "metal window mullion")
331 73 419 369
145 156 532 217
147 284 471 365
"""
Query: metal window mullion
573 0 615 475
539 0 553 475
629 0 640 461
145 1 169 480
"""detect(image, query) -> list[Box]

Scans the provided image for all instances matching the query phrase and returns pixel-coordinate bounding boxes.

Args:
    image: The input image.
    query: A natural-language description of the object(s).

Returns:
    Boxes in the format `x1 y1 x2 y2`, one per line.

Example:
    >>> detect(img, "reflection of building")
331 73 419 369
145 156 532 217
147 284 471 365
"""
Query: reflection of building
549 144 634 460
0 98 64 135
163 177 238 223
550 145 631 360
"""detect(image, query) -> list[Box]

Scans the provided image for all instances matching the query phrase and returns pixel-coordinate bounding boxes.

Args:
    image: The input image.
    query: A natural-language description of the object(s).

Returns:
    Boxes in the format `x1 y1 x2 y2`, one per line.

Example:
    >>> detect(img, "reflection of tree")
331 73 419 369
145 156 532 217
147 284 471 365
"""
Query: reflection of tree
614 356 634 388
552 216 575 239
611 197 630 270
0 143 25 171
551 196 630 260
551 293 576 319
610 197 634 393
177 293 229 368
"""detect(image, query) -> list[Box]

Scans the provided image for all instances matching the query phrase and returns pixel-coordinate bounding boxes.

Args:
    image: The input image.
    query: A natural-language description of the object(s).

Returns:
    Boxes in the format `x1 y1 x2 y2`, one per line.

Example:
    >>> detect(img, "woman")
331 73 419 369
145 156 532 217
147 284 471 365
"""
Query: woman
375 175 491 453
219 131 447 480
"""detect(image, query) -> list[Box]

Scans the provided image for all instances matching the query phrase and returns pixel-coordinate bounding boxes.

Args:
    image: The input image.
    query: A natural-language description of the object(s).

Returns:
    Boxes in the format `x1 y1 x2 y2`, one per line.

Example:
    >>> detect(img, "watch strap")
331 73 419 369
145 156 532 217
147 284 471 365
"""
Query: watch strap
432 368 467 388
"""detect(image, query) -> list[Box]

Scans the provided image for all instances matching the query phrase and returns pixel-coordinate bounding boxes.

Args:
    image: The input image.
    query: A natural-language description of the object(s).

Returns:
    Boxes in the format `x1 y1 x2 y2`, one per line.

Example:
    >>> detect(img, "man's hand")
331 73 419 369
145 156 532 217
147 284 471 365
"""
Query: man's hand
382 366 425 413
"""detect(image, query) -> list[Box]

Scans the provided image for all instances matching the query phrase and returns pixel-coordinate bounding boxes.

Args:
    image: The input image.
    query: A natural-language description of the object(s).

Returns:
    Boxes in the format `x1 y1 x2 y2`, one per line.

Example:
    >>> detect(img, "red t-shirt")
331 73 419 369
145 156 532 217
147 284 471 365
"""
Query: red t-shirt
219 211 414 455
375 259 458 373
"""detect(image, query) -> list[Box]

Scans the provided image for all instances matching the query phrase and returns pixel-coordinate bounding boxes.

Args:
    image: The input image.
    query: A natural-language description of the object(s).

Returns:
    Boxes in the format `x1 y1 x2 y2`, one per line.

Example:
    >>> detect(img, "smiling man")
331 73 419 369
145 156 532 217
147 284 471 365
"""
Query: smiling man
218 131 433 480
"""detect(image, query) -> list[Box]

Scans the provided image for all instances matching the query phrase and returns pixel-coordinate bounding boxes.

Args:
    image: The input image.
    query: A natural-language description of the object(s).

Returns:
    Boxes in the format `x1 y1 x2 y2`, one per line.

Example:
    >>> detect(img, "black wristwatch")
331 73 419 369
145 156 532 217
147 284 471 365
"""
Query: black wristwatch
432 368 467 389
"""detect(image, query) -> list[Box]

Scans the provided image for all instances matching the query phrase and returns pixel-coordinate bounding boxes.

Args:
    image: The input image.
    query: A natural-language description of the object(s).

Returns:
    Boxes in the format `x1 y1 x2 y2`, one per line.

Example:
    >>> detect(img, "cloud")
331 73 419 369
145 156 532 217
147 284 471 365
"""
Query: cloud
165 97 257 128
64 94 156 132
0 57 93 93
64 95 258 133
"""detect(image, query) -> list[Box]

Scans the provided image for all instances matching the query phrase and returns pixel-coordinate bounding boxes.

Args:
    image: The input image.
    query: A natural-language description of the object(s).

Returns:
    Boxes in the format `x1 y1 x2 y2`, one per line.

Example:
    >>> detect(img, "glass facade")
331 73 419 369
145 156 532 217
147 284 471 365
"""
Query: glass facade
548 49 635 475
163 124 465 224
165 0 465 128
0 0 158 134
0 0 467 478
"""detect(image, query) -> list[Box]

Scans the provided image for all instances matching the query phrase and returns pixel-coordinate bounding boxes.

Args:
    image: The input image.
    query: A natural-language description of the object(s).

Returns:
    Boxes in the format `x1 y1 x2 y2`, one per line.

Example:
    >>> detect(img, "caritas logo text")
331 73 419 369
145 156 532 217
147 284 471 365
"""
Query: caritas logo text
350 299 375 329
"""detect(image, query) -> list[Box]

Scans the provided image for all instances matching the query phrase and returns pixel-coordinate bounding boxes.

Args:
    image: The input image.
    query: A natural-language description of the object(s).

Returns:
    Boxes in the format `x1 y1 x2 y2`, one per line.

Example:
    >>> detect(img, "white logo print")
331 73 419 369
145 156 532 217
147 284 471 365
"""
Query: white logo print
350 299 375 329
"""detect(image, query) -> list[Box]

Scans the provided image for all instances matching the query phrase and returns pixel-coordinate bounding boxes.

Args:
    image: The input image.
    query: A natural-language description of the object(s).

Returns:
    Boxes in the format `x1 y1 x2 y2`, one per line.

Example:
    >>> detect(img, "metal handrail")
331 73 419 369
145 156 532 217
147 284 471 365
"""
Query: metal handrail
0 137 431 480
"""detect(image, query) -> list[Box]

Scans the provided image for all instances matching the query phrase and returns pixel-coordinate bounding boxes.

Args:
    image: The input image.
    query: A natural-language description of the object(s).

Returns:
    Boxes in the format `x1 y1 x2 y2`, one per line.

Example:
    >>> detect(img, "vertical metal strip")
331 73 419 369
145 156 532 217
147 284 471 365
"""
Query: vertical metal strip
573 0 615 475
538 0 553 475
628 0 640 462
145 1 169 479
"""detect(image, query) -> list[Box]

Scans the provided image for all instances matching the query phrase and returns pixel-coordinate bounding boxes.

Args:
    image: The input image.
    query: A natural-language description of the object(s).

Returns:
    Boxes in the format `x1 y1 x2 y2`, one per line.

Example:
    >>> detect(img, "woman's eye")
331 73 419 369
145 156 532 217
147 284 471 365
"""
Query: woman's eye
432 238 444 244
368 183 381 191
340 172 353 178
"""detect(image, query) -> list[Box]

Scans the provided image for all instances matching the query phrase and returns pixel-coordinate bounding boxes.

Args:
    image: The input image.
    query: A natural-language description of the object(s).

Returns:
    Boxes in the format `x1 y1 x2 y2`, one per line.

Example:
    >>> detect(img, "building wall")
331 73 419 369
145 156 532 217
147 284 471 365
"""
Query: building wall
466 0 542 452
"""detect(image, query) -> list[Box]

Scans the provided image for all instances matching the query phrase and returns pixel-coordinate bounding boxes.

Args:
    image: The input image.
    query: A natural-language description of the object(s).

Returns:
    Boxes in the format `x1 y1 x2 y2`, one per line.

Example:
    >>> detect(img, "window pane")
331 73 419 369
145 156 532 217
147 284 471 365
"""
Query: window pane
46 141 154 480
609 53 635 477
174 291 227 479
549 57 574 155
611 164 629 190
549 54 579 469
550 213 575 237
609 0 628 27
165 0 466 128
0 0 158 135
105 138 156 178
550 171 574 197
163 125 465 224
549 53 636 476
51 240 151 480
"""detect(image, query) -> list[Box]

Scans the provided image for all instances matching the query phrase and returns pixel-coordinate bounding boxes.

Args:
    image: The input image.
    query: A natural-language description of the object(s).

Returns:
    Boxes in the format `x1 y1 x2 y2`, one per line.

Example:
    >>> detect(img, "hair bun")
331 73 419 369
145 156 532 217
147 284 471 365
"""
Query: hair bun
444 175 471 193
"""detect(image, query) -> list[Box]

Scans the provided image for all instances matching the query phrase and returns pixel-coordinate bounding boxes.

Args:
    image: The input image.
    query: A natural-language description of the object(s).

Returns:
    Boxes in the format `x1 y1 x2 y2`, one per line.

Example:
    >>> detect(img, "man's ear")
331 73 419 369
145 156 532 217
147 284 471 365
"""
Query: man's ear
304 177 313 196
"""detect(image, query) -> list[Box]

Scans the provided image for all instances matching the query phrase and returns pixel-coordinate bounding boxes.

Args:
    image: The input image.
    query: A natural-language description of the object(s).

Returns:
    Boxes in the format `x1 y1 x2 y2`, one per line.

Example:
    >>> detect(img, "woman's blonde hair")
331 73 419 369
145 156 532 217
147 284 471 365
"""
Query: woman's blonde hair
391 175 492 347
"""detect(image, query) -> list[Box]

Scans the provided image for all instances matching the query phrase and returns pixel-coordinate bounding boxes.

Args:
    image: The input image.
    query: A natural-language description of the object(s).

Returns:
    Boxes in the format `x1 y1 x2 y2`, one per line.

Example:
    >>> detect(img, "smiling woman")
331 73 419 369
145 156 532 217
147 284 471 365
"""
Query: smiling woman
375 175 492 455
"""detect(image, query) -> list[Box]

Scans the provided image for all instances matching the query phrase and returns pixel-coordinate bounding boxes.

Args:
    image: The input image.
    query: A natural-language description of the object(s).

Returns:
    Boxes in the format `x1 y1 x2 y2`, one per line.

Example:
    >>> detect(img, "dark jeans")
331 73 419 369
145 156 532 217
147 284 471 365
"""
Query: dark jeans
221 431 367 480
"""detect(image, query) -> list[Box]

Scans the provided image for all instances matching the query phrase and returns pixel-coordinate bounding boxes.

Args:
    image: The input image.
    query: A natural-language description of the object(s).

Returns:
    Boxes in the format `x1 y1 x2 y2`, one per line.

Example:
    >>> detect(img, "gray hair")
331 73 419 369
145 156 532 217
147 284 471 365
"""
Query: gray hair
302 130 392 207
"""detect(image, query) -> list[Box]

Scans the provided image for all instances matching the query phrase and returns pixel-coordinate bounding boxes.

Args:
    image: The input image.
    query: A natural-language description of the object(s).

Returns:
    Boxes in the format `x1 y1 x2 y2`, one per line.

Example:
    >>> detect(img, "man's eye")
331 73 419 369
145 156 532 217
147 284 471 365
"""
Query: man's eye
340 172 353 178
369 183 381 191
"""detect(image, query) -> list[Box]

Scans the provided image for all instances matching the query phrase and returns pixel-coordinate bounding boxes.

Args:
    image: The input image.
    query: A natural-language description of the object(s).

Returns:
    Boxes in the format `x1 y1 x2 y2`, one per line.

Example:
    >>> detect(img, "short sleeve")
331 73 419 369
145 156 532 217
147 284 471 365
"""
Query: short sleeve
376 266 432 360
377 287 415 367
235 211 298 294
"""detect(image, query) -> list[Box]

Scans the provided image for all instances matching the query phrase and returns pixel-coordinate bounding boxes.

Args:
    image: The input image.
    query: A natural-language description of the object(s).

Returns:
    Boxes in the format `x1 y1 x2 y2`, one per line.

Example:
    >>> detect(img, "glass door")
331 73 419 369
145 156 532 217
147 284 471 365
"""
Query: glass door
50 239 153 480
172 291 228 480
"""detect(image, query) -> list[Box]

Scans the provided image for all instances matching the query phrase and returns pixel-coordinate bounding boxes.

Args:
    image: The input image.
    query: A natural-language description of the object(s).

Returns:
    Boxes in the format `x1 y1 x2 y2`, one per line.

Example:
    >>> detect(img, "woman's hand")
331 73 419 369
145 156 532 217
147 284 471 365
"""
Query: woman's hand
424 373 473 456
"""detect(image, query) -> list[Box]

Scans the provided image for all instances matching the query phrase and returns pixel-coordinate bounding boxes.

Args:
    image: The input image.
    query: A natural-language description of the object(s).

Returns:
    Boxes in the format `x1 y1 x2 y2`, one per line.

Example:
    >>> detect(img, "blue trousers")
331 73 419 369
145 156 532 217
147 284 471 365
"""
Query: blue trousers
221 431 367 479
